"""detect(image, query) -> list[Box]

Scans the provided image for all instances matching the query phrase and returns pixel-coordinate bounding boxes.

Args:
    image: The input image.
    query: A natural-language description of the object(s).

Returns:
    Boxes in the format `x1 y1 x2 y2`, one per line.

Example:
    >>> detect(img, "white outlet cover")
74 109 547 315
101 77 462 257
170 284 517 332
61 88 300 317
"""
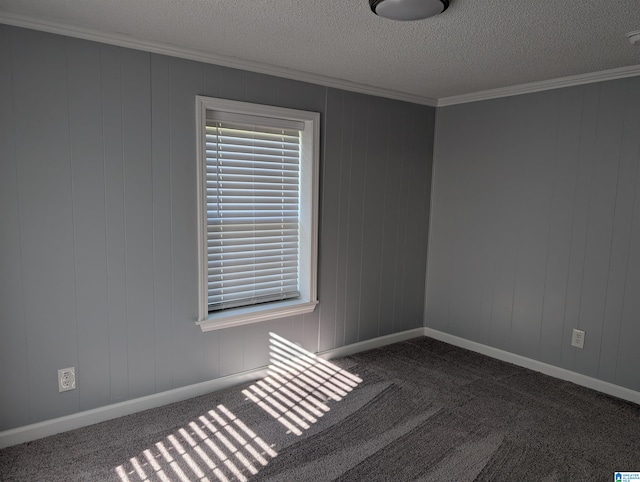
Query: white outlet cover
571 329 585 349
58 367 76 392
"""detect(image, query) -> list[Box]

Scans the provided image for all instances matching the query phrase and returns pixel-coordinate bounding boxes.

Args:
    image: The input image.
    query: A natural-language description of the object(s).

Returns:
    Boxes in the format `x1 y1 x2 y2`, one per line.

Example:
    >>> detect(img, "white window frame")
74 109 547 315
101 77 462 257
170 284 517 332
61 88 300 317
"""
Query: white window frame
195 96 319 332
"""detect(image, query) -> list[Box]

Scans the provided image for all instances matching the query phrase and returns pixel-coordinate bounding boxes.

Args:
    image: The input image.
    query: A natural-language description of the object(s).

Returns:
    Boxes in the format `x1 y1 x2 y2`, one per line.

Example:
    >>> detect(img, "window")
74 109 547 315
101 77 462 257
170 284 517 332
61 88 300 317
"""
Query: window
196 96 319 332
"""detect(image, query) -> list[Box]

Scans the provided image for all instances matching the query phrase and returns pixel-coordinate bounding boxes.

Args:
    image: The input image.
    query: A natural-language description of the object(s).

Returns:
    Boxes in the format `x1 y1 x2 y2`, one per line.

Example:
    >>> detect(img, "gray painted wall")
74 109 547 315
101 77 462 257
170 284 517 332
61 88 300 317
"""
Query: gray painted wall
0 25 434 431
427 77 640 392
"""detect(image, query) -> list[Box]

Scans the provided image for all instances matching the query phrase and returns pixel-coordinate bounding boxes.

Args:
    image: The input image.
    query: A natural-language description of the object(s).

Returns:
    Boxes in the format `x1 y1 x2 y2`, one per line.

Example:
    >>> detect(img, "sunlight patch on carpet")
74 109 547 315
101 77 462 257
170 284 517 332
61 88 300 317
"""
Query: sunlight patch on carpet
114 404 277 482
114 333 362 481
242 333 362 436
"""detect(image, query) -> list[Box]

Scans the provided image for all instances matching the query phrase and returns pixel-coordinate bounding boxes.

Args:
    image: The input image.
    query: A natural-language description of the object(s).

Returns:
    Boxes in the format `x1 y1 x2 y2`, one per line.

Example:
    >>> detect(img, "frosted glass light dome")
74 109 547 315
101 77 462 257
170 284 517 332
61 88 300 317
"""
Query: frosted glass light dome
370 0 449 21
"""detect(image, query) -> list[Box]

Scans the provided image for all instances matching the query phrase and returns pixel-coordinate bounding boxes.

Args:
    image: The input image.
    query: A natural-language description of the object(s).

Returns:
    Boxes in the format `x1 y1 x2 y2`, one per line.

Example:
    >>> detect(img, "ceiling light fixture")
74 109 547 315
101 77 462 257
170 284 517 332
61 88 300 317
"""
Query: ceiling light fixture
369 0 449 21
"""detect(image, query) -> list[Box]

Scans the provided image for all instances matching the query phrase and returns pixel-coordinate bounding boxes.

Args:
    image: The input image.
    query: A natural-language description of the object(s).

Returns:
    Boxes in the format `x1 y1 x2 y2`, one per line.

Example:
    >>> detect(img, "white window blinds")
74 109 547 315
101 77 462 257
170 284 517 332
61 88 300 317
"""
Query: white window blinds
205 111 304 312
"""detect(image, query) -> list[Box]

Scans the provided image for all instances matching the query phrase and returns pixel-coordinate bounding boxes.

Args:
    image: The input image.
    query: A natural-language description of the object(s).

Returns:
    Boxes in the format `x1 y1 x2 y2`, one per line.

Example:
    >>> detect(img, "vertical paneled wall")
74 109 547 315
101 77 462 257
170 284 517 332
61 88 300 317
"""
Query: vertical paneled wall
318 90 434 350
0 25 434 431
426 77 640 392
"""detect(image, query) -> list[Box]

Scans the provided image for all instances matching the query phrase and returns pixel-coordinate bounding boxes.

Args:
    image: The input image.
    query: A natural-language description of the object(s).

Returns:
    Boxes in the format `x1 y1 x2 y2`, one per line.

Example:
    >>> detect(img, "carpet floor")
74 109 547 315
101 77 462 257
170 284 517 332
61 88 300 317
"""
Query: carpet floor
1 335 639 481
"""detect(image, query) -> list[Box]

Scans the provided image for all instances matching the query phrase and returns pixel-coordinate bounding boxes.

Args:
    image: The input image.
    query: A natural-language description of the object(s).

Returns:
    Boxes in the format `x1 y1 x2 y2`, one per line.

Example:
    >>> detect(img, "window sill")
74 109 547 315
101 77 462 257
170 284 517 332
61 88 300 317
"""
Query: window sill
196 299 319 332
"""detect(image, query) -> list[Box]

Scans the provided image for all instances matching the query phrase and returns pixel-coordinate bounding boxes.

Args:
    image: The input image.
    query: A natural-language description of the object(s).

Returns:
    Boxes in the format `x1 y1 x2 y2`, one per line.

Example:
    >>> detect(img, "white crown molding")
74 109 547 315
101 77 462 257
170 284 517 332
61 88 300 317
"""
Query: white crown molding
438 64 640 106
2 12 640 109
0 11 438 107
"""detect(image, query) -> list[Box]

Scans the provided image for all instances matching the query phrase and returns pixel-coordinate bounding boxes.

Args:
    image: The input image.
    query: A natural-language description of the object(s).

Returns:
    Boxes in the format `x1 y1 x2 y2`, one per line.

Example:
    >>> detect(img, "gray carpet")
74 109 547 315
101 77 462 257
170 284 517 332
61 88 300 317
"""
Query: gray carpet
2 336 640 481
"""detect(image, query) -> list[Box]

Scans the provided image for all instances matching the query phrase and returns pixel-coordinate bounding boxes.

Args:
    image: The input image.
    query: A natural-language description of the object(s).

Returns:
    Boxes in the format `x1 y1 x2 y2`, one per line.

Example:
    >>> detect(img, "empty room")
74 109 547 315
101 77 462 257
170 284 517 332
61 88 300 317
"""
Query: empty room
1 1 640 480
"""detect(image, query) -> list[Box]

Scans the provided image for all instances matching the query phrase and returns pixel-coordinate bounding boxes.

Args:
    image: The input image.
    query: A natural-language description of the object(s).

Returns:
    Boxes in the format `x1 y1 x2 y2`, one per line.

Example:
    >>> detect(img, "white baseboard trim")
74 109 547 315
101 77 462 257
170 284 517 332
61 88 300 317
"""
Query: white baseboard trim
423 327 640 406
9 326 631 450
0 367 268 449
318 328 425 360
0 328 424 449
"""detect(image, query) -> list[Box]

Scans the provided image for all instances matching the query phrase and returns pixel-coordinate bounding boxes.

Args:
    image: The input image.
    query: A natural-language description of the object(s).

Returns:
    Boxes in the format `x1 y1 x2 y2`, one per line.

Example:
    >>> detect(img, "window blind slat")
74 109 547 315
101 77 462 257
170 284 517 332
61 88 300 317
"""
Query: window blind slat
208 286 299 299
209 274 298 290
206 140 300 151
209 265 297 280
205 160 299 171
206 111 304 131
209 140 299 151
207 125 301 137
208 252 299 262
208 153 299 161
206 189 299 198
208 205 298 213
209 290 300 312
207 182 299 191
209 252 299 260
207 259 298 274
205 153 299 164
208 235 298 245
208 241 299 252
208 166 299 176
208 223 299 232
207 229 298 238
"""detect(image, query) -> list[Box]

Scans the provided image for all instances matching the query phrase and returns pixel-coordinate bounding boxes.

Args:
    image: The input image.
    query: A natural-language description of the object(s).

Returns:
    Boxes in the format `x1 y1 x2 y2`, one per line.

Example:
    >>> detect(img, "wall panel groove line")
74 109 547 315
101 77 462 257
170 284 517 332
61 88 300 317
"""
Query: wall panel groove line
611 126 639 381
356 98 371 342
150 58 157 396
573 86 600 338
100 46 113 403
377 105 393 337
13 27 80 424
65 39 82 416
612 79 640 389
557 87 586 370
587 84 626 377
536 96 563 360
68 37 112 411
0 25 31 429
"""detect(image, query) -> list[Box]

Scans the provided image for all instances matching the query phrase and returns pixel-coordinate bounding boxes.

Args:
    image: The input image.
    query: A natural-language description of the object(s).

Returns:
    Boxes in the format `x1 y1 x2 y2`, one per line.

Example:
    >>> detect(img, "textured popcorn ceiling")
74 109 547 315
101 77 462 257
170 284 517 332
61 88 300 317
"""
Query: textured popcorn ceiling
1 0 639 101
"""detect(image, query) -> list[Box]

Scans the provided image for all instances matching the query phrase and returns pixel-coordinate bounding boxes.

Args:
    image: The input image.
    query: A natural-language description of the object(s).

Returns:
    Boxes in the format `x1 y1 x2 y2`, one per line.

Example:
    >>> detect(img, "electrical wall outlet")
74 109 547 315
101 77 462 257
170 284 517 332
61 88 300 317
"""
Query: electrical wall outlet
571 329 585 349
58 367 76 392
